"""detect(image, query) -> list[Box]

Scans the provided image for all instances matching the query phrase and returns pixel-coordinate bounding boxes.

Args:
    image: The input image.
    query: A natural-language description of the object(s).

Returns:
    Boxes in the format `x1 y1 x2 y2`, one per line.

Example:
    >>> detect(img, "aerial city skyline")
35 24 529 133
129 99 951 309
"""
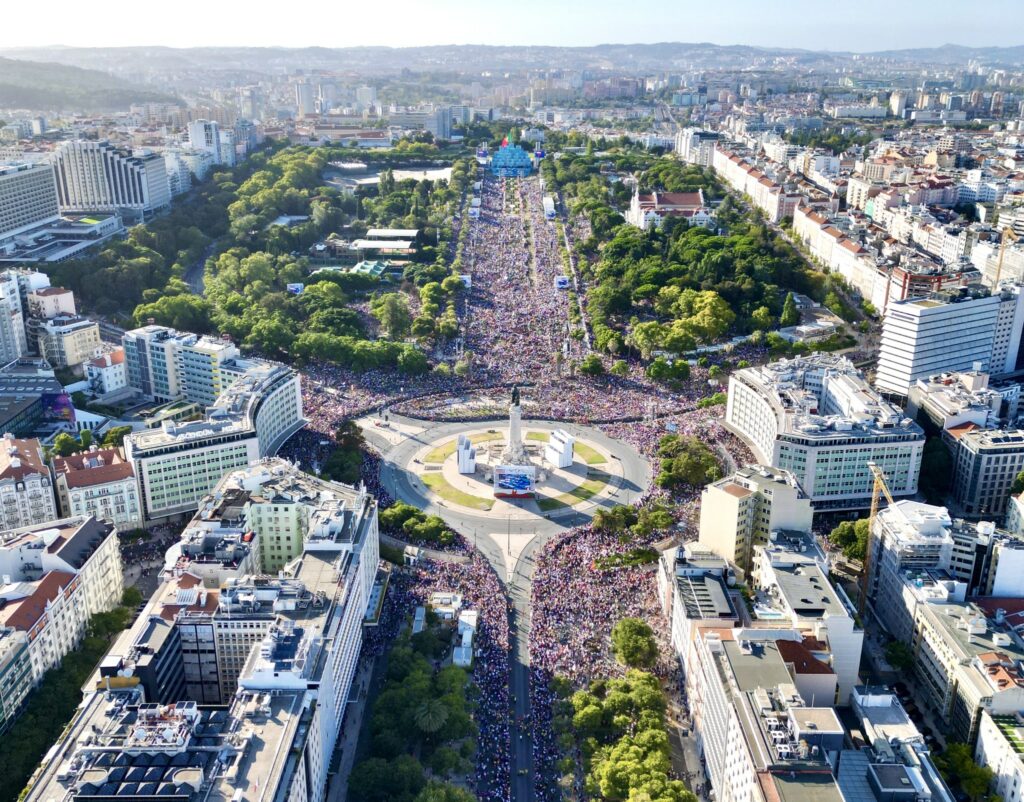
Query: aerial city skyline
0 11 1024 802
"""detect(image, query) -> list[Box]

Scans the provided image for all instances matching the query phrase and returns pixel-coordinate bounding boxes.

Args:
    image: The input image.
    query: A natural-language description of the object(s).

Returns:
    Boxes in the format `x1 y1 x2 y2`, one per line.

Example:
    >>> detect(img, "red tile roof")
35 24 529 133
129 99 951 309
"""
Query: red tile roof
53 448 134 489
0 437 47 481
776 639 835 675
1 571 75 630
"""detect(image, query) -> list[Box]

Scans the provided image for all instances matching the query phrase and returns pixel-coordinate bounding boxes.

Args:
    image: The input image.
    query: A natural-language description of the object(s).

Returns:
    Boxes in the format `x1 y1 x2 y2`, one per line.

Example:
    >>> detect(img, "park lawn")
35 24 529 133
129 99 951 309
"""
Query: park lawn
424 433 499 464
537 470 611 512
525 431 550 442
421 472 494 511
573 442 606 465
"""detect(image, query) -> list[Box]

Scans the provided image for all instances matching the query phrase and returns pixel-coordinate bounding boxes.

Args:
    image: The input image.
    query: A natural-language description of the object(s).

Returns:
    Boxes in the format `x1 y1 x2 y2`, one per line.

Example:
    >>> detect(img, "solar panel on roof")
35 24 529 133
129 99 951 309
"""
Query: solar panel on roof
139 782 159 794
158 784 177 795
99 782 119 795
107 767 127 783
145 767 164 781
118 782 138 795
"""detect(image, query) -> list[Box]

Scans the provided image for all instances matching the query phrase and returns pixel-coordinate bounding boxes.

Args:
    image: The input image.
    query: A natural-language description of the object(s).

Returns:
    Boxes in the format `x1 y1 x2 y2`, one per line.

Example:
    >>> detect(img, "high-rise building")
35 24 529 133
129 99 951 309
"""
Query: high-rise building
726 354 925 510
876 286 1024 396
52 141 171 223
0 163 59 241
186 119 224 164
0 271 28 363
295 82 316 117
697 465 813 575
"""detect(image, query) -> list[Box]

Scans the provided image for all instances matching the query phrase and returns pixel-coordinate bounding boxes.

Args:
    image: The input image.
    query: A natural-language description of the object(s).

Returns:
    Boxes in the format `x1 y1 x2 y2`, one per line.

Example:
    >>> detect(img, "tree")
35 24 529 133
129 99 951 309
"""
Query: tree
829 518 870 563
414 782 478 802
939 743 994 802
102 426 133 448
751 305 774 331
371 293 412 340
579 354 605 376
610 359 629 377
655 434 721 489
884 641 915 671
51 432 81 458
919 437 953 504
780 292 800 327
611 618 658 668
413 699 449 734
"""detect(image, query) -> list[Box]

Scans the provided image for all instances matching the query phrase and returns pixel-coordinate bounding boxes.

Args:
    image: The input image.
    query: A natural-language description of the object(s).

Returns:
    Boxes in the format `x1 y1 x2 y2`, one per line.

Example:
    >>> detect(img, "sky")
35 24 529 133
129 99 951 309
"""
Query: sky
1 0 1022 52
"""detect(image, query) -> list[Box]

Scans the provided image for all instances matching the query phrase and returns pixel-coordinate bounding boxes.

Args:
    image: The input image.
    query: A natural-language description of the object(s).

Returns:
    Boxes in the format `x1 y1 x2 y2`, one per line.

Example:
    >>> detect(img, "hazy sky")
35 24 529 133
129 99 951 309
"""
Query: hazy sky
2 0 1021 52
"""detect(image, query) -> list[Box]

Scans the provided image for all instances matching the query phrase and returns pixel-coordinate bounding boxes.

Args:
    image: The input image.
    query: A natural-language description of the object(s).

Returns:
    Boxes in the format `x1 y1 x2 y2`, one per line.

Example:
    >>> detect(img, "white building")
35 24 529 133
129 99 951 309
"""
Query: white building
0 516 122 682
52 141 171 223
123 325 240 404
697 465 813 575
726 355 925 510
907 369 1018 432
85 347 127 397
876 286 1024 396
125 416 261 521
977 712 1024 802
53 447 142 530
0 163 60 242
0 435 57 530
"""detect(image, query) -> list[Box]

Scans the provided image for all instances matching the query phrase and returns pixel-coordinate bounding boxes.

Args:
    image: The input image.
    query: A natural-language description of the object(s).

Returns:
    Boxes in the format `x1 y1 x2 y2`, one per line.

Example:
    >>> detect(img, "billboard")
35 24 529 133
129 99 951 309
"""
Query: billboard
494 464 536 498
286 283 305 295
41 392 76 424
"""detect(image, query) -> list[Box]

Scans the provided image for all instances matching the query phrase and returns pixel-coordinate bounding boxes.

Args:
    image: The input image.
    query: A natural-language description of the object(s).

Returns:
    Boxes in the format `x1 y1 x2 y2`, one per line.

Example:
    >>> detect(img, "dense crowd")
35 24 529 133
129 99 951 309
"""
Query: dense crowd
359 555 511 802
528 523 677 801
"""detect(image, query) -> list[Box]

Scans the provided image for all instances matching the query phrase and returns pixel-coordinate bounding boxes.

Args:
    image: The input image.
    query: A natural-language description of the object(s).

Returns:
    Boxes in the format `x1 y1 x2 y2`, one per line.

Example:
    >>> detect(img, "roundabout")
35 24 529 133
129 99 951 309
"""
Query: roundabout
368 404 652 581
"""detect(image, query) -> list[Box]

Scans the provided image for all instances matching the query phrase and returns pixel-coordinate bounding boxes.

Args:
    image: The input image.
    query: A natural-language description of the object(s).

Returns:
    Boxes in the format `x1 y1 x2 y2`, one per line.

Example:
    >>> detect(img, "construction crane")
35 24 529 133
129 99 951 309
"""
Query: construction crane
992 226 1020 288
859 461 895 617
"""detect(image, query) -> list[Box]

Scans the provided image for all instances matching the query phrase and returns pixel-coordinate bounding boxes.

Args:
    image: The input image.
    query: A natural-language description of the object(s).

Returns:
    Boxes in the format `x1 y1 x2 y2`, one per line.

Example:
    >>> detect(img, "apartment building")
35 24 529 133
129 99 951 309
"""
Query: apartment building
907 369 1018 433
53 447 142 530
697 465 813 575
712 148 801 223
0 629 32 733
26 286 75 320
976 712 1024 802
876 286 1024 396
26 462 380 802
726 354 925 510
85 347 127 397
0 516 123 682
35 315 101 368
0 435 57 530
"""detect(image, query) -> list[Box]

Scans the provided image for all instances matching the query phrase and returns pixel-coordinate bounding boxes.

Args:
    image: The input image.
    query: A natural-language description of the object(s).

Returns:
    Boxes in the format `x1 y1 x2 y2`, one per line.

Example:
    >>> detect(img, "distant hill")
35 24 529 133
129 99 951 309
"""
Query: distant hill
0 57 177 112
1 42 1022 82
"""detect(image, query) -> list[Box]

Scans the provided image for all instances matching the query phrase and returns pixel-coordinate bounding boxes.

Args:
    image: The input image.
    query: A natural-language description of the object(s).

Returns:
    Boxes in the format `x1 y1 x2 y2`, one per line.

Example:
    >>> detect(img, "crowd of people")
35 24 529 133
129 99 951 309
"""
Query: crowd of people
528 522 677 801
358 553 511 802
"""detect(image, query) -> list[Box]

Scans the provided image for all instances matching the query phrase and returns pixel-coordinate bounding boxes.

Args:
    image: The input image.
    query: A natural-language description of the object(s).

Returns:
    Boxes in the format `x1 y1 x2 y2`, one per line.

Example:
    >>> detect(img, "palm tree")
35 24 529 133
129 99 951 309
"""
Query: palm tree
413 700 449 734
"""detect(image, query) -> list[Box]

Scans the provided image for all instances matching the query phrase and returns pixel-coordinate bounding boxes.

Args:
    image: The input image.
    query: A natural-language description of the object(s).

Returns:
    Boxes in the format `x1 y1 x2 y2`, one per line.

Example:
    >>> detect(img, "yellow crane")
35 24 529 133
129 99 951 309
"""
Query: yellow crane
859 461 895 616
992 226 1020 288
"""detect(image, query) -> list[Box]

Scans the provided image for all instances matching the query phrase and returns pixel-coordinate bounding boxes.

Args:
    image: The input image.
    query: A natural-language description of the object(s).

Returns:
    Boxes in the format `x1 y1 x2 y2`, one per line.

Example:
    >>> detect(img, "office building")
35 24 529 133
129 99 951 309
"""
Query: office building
123 325 240 405
0 435 57 530
0 516 123 683
53 447 142 530
125 416 261 521
726 354 925 510
0 163 59 241
24 462 379 802
907 368 1019 433
35 315 101 368
697 465 813 575
52 141 171 223
952 428 1024 518
876 287 1024 396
